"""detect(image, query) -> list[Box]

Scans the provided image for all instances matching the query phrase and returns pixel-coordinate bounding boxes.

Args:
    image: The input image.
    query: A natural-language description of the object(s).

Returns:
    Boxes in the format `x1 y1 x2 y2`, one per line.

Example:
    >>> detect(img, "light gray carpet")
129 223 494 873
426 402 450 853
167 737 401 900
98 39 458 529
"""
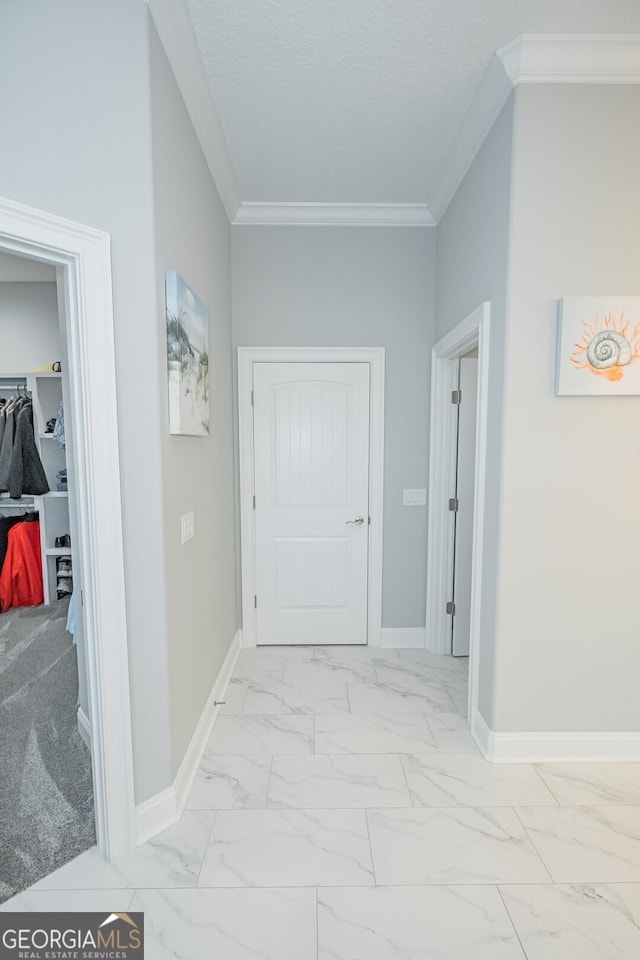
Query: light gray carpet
0 601 95 903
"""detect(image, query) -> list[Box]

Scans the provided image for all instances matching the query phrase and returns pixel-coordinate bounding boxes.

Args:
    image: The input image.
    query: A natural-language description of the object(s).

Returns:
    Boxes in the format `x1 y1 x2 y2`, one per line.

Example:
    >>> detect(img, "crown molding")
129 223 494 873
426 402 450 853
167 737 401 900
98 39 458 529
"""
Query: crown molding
431 34 640 223
141 20 640 228
145 0 241 223
498 33 640 85
233 202 435 227
429 56 513 224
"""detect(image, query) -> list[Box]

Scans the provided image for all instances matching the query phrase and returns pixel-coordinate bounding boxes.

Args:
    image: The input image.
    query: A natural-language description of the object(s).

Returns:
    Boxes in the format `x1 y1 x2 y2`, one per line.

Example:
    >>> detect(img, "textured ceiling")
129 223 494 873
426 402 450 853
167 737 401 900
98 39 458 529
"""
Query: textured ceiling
186 0 640 205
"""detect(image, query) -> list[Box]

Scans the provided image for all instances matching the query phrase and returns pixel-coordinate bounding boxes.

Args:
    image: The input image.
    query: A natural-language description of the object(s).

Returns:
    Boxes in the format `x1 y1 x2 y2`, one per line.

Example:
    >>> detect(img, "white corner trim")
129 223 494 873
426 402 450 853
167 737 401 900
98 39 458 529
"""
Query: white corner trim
429 57 513 224
499 33 640 85
379 628 426 649
471 708 491 758
134 786 177 848
233 202 434 227
145 0 241 222
135 630 242 846
431 34 640 222
238 347 385 649
472 709 640 763
77 707 92 750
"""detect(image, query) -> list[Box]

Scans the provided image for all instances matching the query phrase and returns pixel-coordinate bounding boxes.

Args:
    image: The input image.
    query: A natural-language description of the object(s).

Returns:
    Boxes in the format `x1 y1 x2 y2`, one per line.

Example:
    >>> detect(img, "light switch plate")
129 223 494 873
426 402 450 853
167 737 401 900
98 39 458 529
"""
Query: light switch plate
181 511 195 543
403 488 426 506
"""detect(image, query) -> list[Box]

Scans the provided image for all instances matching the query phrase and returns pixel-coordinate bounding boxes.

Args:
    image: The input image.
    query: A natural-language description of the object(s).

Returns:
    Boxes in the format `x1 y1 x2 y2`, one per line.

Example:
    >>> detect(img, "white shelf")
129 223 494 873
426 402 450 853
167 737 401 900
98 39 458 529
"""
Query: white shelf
29 373 72 605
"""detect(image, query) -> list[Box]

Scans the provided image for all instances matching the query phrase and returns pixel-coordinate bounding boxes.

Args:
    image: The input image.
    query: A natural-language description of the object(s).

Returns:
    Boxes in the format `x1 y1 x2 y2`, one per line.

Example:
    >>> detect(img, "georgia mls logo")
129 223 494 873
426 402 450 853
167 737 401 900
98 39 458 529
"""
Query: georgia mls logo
0 912 144 959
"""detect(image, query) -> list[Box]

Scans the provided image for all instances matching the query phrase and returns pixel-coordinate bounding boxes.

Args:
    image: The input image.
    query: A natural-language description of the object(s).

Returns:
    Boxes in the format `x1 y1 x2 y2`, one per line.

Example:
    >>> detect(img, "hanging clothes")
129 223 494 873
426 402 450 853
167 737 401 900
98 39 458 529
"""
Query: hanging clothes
8 401 49 499
0 398 19 491
0 518 43 612
0 513 32 573
0 399 7 454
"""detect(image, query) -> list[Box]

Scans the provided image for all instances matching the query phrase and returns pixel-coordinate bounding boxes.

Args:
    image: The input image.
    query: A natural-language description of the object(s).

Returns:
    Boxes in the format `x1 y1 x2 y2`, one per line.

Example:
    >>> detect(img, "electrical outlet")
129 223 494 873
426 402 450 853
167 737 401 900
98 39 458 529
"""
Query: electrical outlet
181 511 195 543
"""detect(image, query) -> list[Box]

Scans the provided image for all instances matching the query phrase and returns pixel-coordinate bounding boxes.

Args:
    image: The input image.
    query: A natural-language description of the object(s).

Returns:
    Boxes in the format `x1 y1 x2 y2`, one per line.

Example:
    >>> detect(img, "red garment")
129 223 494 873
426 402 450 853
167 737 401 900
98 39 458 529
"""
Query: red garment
0 520 43 612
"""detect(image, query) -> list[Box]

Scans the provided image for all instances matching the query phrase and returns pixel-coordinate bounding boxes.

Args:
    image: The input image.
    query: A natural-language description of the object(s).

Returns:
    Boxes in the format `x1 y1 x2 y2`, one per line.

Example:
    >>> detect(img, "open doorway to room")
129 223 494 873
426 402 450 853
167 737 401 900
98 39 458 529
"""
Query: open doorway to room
450 348 478 660
0 196 136 898
0 251 95 900
425 303 490 745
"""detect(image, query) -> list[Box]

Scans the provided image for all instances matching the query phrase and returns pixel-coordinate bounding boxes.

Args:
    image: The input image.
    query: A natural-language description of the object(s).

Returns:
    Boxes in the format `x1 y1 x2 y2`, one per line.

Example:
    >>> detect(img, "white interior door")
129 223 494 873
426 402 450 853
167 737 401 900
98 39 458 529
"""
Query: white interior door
253 362 371 645
451 355 478 656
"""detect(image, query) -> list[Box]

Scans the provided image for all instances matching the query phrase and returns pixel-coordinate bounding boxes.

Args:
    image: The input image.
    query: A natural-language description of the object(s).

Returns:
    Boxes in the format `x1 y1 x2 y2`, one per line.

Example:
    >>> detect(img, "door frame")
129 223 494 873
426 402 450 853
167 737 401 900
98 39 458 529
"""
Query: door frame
238 347 385 648
425 303 490 724
0 196 136 859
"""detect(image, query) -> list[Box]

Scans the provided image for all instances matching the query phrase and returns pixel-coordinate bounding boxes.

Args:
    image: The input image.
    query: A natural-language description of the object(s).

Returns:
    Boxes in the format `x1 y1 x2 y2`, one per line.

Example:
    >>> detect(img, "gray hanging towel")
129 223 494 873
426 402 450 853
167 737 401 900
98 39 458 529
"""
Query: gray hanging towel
0 400 17 492
8 401 50 498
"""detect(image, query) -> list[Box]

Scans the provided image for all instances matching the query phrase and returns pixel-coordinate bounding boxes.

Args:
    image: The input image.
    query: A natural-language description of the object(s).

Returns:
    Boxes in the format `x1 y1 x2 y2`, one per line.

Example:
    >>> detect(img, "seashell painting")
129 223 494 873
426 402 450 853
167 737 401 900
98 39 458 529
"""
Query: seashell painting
557 297 640 395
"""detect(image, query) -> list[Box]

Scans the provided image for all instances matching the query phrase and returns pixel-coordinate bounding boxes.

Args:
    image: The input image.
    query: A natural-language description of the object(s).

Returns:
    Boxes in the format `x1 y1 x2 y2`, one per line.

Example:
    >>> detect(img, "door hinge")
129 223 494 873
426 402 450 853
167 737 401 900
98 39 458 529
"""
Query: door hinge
251 389 254 406
451 389 462 405
254 595 257 609
446 600 456 615
448 497 459 512
253 495 256 509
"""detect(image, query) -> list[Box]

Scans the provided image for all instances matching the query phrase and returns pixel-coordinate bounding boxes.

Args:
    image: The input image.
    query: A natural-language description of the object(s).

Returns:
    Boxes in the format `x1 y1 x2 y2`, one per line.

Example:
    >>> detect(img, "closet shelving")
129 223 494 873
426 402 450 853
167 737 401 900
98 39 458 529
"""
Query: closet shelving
28 373 72 604
0 373 72 605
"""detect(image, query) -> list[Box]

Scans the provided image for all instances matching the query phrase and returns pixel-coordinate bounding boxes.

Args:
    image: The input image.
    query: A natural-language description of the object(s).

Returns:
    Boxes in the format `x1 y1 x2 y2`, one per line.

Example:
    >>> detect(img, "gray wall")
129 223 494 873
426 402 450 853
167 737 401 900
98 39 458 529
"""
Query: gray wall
493 84 640 732
0 253 55 281
0 0 239 802
232 226 436 628
0 0 171 802
0 282 60 373
436 97 514 723
149 21 238 777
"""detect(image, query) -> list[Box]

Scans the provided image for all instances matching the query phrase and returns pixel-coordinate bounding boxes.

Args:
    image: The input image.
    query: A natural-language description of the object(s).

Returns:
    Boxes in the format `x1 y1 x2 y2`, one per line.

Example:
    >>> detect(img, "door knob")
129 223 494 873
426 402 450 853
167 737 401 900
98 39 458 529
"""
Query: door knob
346 516 365 525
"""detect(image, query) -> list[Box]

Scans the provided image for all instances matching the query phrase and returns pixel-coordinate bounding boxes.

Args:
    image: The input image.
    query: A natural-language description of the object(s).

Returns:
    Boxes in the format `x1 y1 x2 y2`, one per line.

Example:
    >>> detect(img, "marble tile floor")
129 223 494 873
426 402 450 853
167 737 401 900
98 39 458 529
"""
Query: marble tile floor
4 645 640 959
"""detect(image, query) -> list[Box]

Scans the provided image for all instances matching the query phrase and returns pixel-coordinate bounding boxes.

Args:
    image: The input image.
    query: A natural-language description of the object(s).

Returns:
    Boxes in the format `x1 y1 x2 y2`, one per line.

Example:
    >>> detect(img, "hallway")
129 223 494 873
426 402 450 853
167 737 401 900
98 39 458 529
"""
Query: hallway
4 645 640 958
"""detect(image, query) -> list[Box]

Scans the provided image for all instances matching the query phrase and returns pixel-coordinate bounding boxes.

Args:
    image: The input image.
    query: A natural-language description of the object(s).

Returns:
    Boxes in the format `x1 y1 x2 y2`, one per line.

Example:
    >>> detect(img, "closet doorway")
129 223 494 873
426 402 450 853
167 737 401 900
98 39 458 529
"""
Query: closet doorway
425 303 490 742
450 350 479 658
0 257 95 900
0 196 135 866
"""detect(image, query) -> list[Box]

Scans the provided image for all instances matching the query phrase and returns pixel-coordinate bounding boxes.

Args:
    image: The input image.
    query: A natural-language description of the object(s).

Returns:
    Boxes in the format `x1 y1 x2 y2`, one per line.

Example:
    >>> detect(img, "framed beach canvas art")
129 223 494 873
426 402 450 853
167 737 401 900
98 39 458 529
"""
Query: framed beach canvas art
557 297 640 396
165 271 210 435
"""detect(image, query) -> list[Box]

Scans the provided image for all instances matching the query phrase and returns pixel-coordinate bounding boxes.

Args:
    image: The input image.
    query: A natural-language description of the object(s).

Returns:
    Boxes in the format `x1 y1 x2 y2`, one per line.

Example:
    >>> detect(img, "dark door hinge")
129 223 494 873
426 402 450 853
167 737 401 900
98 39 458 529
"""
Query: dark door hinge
451 389 462 405
251 389 254 406
253 495 256 509
448 497 459 512
446 600 456 615
254 595 257 609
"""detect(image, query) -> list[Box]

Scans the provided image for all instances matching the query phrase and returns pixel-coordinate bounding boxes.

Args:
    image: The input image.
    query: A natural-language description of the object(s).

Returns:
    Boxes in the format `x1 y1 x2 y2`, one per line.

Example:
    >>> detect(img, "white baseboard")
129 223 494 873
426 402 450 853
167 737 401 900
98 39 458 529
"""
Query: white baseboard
135 628 242 845
77 707 92 750
472 709 640 763
135 785 177 846
379 627 426 649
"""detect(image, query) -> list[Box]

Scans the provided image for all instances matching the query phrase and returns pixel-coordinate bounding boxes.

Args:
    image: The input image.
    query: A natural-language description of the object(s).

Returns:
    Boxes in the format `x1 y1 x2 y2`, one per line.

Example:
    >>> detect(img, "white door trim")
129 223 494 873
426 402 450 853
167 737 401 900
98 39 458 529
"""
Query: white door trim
0 196 136 859
425 304 490 726
238 347 385 648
